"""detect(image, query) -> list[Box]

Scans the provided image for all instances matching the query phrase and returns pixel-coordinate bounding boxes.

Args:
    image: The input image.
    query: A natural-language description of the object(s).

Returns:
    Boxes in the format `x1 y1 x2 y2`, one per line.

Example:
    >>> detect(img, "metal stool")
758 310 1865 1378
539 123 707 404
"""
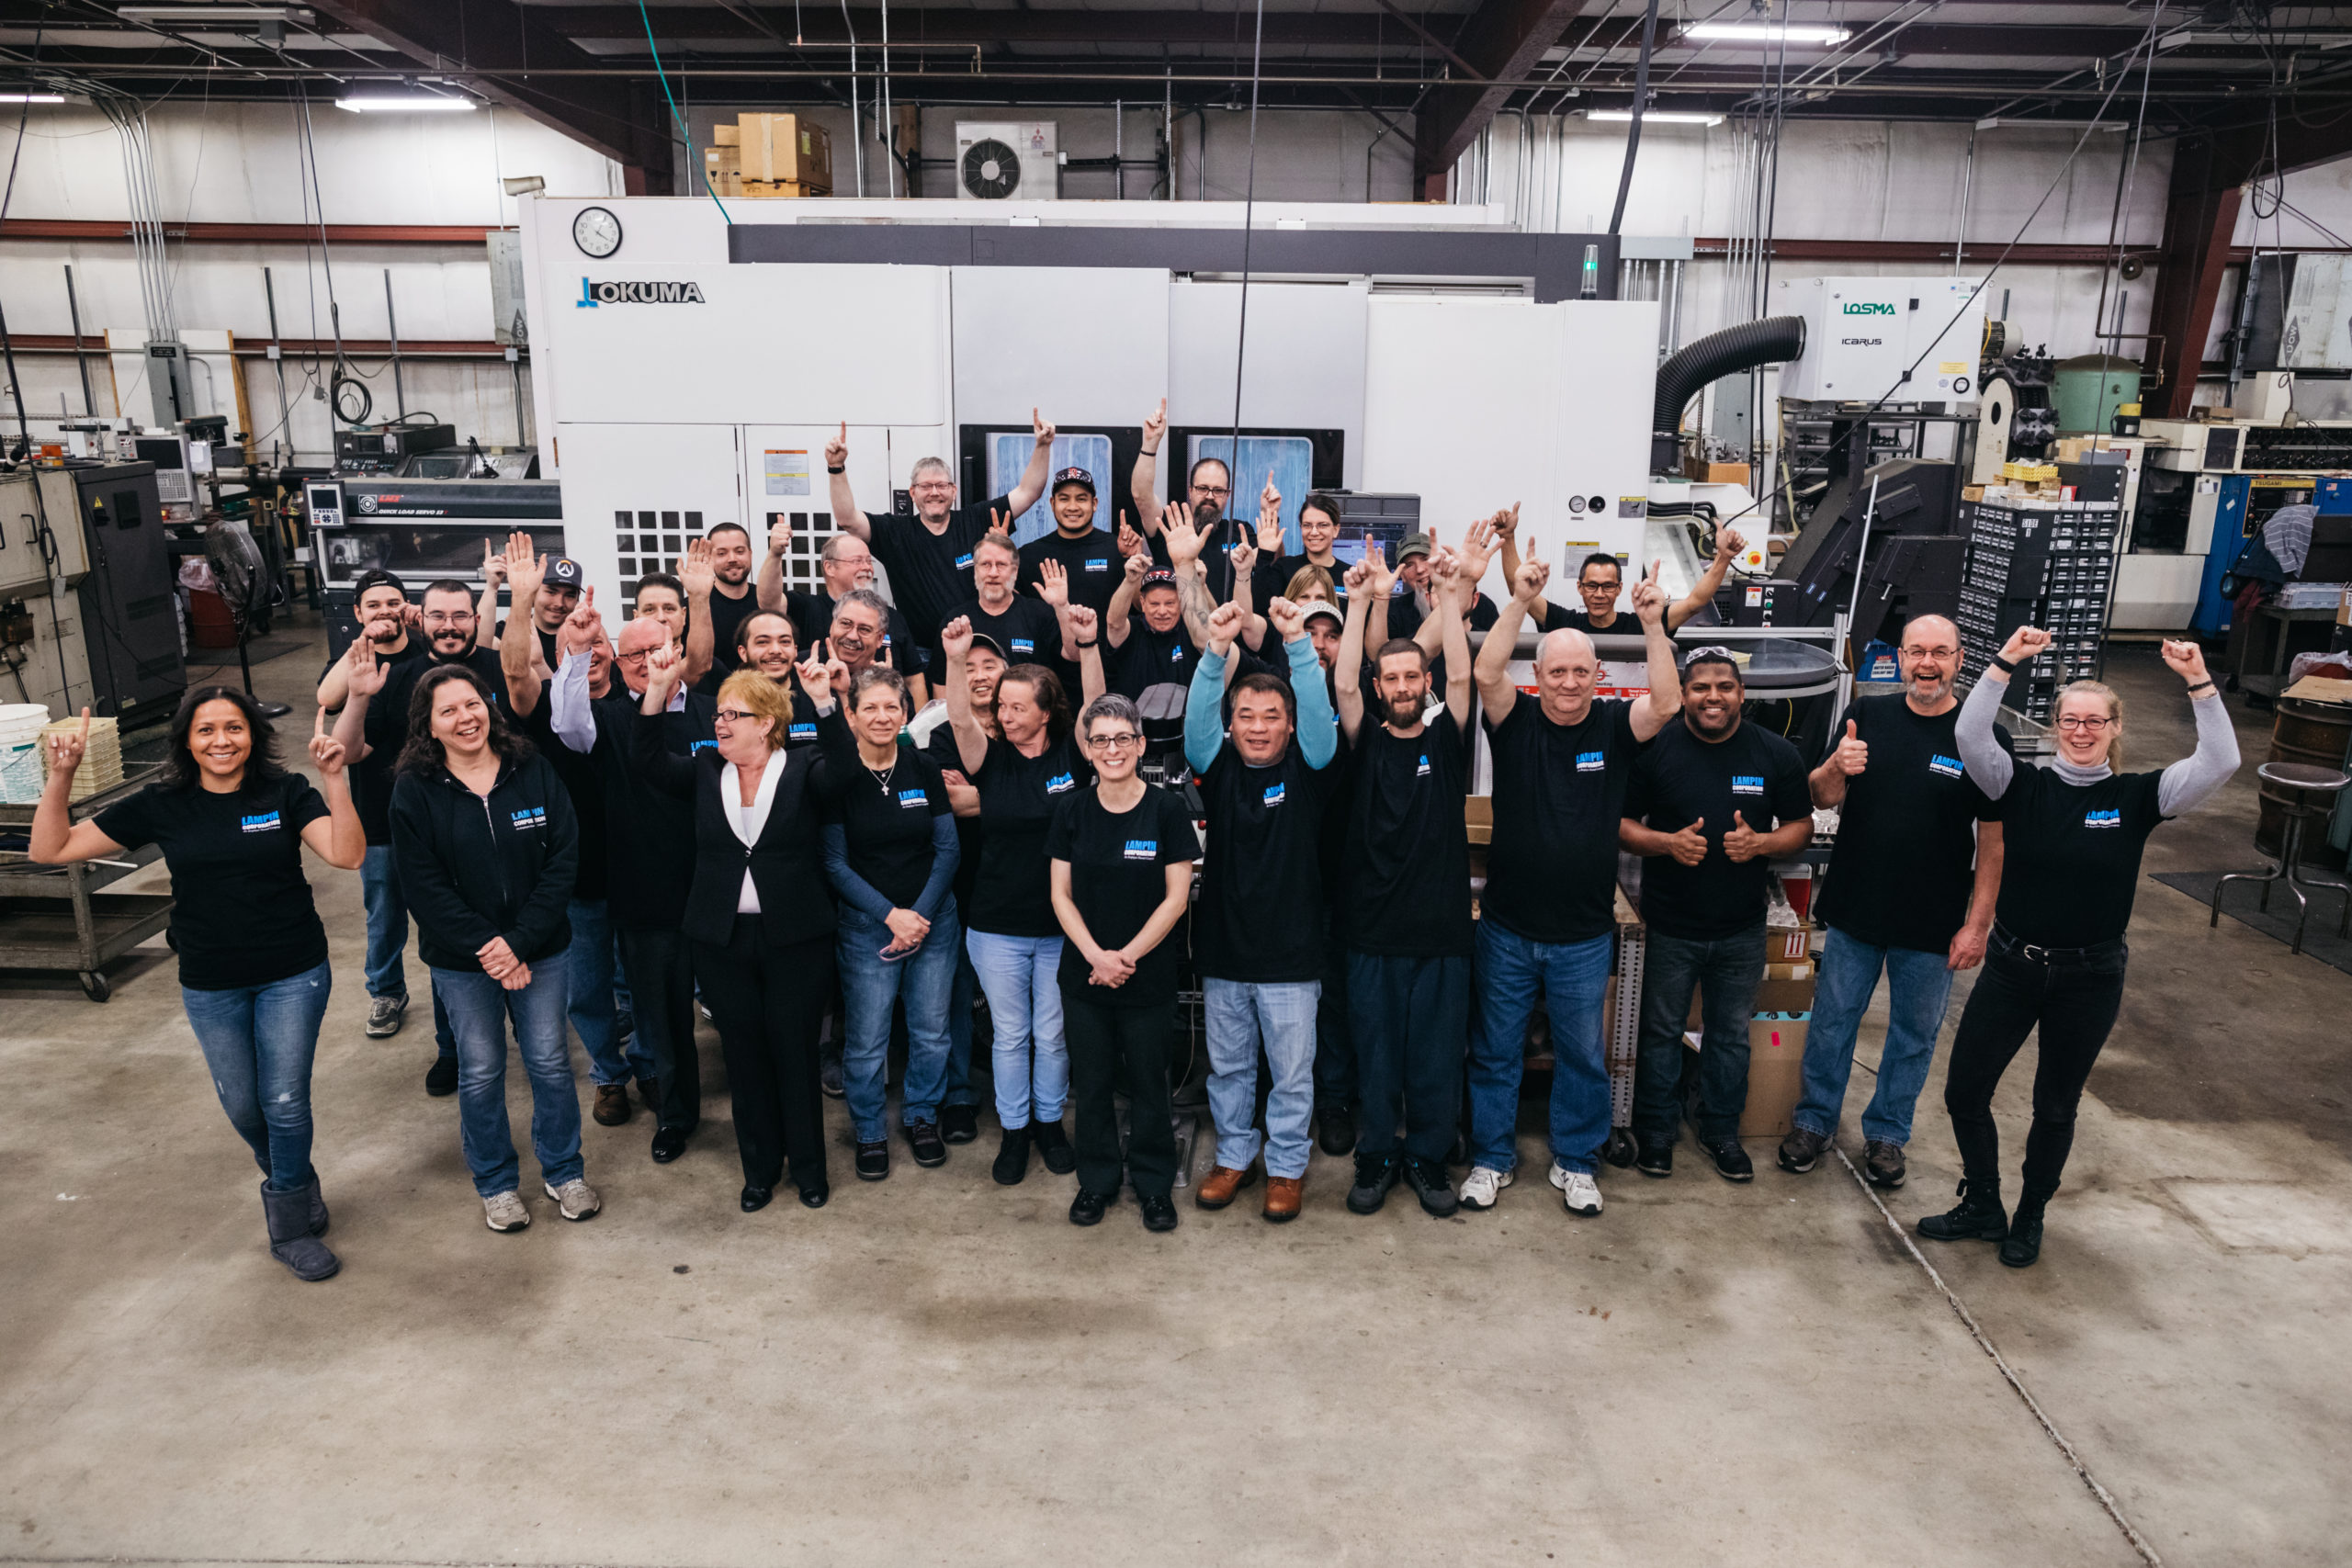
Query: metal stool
2211 762 2352 956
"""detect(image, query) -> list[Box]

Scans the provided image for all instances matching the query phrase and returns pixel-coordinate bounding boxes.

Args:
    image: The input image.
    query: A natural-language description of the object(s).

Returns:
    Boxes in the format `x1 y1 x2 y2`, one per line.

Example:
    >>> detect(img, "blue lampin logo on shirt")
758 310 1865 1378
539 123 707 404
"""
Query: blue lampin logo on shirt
690 739 718 754
1262 783 1286 807
1929 753 1964 779
788 723 817 739
1046 772 1075 794
896 788 929 808
1575 750 1605 773
1084 558 1110 572
1730 774 1765 795
1416 754 1430 777
510 806 548 830
1123 839 1159 861
1170 645 1186 661
1012 638 1036 654
239 811 282 833
2085 808 2122 829
956 553 975 570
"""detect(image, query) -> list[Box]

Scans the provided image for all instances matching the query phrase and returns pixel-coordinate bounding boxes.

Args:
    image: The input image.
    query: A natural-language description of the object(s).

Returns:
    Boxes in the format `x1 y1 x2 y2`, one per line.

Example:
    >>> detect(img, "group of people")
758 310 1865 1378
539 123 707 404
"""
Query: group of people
31 404 2239 1278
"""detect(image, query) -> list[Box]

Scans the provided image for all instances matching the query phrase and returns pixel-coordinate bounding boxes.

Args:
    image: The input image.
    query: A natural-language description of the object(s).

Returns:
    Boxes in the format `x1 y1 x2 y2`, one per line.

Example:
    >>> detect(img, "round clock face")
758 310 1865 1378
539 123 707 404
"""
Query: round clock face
572 205 622 259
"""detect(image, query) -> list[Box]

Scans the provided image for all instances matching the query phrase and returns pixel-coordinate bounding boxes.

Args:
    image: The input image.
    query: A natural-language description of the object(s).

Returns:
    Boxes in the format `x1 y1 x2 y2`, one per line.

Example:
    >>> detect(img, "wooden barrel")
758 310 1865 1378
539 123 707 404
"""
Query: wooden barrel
2257 695 2352 864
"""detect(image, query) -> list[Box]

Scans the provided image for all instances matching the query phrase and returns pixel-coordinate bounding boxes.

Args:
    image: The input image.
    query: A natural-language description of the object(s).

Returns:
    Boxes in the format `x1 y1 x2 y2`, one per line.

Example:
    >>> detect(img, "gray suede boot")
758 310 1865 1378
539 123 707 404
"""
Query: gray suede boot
262 1180 341 1281
305 1173 330 1236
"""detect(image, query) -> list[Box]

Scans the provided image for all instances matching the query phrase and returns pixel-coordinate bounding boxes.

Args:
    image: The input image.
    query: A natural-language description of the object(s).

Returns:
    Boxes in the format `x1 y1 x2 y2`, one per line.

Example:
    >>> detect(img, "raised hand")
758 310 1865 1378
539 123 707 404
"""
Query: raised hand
504 530 545 602
308 705 346 776
1458 513 1500 583
795 650 831 705
1512 558 1552 604
1363 540 1394 600
1665 817 1709 867
1032 406 1056 449
1430 546 1464 586
987 507 1013 539
1342 556 1373 596
1265 594 1306 643
1117 512 1147 559
1066 604 1100 646
1206 599 1247 655
1161 505 1204 569
1997 626 2052 665
824 421 847 470
1714 524 1748 565
767 516 794 558
560 587 599 659
677 537 717 598
1036 558 1070 608
2160 637 2211 686
1723 810 1766 863
343 637 388 698
1829 718 1869 776
1631 558 1667 626
1228 538 1259 581
481 538 507 590
821 639 850 694
1124 548 1150 586
940 616 975 662
645 641 684 697
1142 397 1167 452
47 706 92 773
1492 501 1521 543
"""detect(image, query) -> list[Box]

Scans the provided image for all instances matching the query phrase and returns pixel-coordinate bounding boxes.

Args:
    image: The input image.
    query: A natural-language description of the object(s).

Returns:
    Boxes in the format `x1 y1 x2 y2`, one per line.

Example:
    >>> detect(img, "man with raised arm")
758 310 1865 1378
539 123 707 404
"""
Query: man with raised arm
1458 557 1681 1220
1126 397 1250 600
755 522 925 701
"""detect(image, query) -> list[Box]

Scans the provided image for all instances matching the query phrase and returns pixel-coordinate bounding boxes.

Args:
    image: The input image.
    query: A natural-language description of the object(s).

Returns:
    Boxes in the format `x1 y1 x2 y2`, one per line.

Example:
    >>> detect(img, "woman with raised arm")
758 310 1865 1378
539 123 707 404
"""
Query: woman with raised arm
34 690 364 1280
942 606 1107 1188
1919 629 2238 1268
630 644 847 1213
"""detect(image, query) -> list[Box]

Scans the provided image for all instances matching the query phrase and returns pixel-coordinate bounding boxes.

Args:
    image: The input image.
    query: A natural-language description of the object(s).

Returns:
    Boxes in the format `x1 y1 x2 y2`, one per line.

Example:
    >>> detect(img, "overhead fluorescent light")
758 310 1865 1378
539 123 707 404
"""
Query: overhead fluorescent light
336 94 478 112
119 5 311 20
1682 22 1850 46
1974 118 2127 132
0 93 67 104
1588 109 1724 127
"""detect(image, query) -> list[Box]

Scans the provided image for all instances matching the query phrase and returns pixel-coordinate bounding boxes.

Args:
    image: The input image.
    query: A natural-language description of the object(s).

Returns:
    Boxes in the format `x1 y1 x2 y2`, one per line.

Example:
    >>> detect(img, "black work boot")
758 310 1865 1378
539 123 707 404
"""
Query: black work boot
2000 1195 2050 1268
1917 1178 2008 1244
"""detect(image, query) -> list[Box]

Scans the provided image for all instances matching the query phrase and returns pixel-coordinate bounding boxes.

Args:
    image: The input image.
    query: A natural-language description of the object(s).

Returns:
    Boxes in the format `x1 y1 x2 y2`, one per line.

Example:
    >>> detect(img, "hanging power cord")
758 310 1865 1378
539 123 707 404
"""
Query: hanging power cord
637 0 733 220
291 81 369 428
1224 0 1267 479
1605 0 1662 235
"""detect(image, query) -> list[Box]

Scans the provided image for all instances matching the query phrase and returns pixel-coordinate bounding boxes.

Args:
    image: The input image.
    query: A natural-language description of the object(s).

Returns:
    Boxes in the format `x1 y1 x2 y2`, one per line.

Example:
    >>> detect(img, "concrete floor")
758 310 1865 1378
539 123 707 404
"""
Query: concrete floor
6 626 2349 1567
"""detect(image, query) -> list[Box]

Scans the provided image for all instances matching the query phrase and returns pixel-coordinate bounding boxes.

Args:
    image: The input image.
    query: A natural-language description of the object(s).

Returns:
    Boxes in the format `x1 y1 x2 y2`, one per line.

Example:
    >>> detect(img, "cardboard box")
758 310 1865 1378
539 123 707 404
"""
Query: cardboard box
738 112 831 186
1464 795 1492 846
711 123 740 147
741 178 831 198
1681 980 1813 1139
1684 457 1750 484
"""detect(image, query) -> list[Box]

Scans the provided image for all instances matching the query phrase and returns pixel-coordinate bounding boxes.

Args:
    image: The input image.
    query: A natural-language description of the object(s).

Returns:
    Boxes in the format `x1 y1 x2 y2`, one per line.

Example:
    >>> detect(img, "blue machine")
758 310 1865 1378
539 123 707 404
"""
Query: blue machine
2192 473 2348 637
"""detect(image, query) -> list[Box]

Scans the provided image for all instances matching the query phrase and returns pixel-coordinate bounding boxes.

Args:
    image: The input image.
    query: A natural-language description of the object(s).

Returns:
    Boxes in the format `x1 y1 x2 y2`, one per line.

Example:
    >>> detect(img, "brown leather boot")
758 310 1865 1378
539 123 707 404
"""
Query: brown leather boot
593 1083 632 1126
1195 1163 1259 1209
1262 1175 1304 1224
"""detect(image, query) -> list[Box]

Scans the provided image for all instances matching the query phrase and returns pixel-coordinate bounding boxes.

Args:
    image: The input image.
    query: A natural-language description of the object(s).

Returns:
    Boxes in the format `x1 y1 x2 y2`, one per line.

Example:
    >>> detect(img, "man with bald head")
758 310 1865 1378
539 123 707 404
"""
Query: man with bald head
1457 554 1681 1217
1779 614 2004 1190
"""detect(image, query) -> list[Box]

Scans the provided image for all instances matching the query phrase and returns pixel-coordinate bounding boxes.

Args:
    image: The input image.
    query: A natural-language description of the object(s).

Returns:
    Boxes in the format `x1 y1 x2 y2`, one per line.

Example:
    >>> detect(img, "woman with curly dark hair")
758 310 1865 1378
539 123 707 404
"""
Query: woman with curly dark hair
387 664 594 1235
32 687 363 1281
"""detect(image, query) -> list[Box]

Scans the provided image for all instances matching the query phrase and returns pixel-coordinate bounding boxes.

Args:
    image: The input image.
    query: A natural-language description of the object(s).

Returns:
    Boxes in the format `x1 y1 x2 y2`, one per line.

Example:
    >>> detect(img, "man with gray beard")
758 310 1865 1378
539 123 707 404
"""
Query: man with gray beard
1778 615 2006 1190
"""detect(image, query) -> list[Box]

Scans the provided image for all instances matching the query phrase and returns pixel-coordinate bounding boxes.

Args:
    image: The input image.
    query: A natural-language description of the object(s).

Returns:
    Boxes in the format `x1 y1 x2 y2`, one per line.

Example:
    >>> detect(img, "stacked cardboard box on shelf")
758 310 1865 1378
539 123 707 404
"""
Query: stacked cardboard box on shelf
720 113 831 197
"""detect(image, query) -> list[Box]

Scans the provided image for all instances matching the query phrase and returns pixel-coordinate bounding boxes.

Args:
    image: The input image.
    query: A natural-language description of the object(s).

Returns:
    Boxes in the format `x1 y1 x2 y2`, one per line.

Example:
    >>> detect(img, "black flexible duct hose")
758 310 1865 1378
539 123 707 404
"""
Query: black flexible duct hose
1650 314 1807 473
1607 0 1663 236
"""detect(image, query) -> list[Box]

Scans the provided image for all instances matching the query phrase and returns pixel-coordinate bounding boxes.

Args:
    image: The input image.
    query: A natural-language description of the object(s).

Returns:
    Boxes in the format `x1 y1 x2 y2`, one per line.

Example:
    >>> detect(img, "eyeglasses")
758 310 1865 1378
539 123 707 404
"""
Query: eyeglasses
2055 715 2113 732
421 613 472 627
1088 732 1143 751
1902 646 1960 660
1192 484 1233 499
714 708 761 724
614 649 651 664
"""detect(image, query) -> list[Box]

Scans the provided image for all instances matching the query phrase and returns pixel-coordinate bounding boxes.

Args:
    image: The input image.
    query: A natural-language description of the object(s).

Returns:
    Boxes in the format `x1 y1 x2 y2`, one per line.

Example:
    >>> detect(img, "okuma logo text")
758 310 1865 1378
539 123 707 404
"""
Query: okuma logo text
578 277 707 308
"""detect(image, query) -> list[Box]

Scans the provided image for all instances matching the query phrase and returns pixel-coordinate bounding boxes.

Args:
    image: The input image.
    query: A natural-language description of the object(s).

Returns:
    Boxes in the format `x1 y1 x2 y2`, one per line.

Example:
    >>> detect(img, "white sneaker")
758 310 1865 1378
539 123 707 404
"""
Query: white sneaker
545 1177 602 1221
482 1190 530 1232
1549 1163 1602 1216
1457 1165 1515 1211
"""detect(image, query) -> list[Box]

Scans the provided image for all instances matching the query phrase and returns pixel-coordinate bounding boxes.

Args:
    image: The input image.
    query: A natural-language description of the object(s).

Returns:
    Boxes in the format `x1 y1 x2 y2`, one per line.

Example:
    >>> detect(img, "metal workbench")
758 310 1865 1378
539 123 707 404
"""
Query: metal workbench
0 763 173 1000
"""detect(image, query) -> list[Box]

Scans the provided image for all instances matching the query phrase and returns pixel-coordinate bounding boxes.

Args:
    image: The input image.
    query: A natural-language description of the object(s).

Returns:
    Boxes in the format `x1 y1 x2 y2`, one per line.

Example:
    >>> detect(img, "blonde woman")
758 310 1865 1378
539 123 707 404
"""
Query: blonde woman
1922 629 2238 1267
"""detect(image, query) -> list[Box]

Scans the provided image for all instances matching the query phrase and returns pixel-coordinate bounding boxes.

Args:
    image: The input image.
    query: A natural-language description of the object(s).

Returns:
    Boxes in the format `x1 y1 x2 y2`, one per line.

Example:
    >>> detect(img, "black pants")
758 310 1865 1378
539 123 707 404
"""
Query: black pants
1313 910 1356 1111
1062 991 1177 1201
695 922 836 1192
618 927 699 1133
1942 930 2127 1209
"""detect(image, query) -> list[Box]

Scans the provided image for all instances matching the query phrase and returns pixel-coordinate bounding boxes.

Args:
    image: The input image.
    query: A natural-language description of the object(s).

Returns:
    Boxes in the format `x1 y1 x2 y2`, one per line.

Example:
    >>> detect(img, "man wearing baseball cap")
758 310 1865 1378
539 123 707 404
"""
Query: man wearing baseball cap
1016 466 1124 619
492 534 583 672
1102 556 1198 758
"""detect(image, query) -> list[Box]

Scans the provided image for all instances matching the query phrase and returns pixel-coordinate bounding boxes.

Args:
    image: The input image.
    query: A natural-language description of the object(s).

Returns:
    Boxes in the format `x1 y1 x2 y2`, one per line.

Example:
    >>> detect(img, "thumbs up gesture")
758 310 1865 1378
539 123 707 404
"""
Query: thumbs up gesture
1830 717 1869 776
1665 817 1709 866
1723 809 1765 863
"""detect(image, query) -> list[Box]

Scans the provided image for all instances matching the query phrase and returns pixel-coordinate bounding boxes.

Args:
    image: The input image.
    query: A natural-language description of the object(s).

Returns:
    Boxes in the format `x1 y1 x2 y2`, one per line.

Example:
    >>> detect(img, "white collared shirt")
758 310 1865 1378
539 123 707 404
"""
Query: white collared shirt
724 753 786 913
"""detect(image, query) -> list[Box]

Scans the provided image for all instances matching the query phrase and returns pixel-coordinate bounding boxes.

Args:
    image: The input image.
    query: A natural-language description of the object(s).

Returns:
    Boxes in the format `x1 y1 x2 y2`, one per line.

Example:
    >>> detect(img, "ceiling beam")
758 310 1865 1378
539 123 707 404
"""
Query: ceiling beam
303 0 677 191
1411 0 1586 197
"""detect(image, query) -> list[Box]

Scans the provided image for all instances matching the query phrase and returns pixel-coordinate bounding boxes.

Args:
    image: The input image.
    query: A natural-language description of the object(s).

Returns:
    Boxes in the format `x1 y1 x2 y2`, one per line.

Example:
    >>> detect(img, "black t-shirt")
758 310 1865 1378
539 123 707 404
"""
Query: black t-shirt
819 743 951 911
1046 784 1200 1008
1017 528 1124 616
1624 717 1811 941
322 637 427 845
96 774 331 989
1340 708 1475 957
1548 605 1623 635
1816 695 2003 953
1994 766 2165 949
1484 694 1645 945
922 724 986 906
1255 552 1347 610
1110 617 1197 752
966 733 1094 937
362 647 509 843
1195 738 1340 981
695 583 761 693
867 496 1008 645
954 594 1063 671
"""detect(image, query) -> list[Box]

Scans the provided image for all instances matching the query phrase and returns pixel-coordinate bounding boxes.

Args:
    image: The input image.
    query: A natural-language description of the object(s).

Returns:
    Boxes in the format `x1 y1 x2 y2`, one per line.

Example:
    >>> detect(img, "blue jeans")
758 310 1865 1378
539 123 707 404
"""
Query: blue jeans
567 897 651 1088
838 904 961 1142
1634 923 1765 1145
1793 927 1956 1147
1204 978 1320 1179
611 931 633 1023
1467 921 1614 1175
1347 951 1470 1164
965 929 1068 1129
943 942 982 1109
360 844 458 1058
180 961 333 1190
435 954 582 1198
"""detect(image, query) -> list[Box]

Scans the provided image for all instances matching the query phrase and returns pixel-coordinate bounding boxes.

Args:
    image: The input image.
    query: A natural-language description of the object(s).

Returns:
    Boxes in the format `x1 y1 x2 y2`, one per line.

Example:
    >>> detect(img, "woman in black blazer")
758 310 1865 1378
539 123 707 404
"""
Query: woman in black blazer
632 644 846 1211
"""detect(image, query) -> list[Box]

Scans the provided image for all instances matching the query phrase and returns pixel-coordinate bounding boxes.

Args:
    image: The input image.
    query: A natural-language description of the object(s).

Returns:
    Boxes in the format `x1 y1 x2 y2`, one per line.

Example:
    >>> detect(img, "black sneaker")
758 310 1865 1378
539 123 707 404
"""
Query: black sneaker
1032 1118 1077 1175
1317 1105 1357 1157
904 1121 947 1168
1345 1151 1400 1214
1138 1192 1179 1232
940 1103 980 1145
365 994 406 1038
854 1140 889 1181
1634 1137 1674 1179
424 1055 458 1097
820 1052 845 1100
1777 1126 1828 1175
1403 1156 1460 1217
1069 1188 1109 1226
1863 1139 1907 1190
1917 1179 2009 1244
1999 1208 2045 1268
991 1127 1032 1186
1702 1138 1754 1183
